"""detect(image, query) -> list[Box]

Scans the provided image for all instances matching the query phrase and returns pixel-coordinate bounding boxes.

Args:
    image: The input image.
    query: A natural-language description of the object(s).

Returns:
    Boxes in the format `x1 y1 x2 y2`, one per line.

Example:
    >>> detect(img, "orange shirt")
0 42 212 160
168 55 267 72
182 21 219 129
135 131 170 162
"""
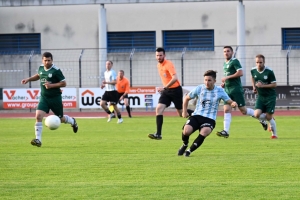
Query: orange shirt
116 76 130 94
157 59 180 88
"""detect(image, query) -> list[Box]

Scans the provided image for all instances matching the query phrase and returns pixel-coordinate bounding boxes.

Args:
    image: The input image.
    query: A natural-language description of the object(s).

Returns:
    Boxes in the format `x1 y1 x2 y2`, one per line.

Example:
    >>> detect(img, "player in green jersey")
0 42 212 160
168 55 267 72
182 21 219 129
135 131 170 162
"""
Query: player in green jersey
21 52 78 147
216 46 267 138
251 54 277 139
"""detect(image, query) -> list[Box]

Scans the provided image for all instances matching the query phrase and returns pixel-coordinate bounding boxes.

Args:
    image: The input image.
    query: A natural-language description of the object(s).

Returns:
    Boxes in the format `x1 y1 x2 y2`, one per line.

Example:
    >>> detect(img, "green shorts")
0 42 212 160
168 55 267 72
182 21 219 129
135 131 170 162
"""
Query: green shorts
225 91 245 107
255 97 276 114
37 95 64 118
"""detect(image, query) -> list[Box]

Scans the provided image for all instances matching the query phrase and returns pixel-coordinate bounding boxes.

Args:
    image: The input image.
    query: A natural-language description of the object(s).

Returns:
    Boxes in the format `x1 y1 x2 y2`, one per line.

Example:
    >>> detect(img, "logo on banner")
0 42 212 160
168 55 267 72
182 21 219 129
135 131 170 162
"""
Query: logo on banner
4 90 16 100
27 90 40 99
81 90 101 106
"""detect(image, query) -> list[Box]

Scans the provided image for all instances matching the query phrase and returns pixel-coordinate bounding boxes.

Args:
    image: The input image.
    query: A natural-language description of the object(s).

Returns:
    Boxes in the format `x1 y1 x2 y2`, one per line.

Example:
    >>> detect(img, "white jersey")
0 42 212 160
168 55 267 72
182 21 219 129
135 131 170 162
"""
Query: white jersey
189 84 231 120
104 69 117 91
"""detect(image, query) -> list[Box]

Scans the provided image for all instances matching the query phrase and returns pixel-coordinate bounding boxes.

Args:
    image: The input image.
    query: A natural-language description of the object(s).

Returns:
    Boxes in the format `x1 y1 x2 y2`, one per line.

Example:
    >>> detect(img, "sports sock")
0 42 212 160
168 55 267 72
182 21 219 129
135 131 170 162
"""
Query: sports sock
116 112 122 119
224 113 231 134
35 122 43 141
64 115 74 125
156 115 163 136
126 106 132 117
246 108 255 117
269 118 277 136
258 113 266 120
189 134 206 152
182 133 189 145
105 109 112 114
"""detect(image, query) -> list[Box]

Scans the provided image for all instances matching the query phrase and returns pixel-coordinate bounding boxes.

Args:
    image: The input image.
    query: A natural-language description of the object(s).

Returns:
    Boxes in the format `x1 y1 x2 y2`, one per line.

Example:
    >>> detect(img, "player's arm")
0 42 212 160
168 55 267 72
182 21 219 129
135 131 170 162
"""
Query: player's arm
251 76 257 94
225 99 237 108
222 69 243 83
256 82 277 88
21 74 40 84
164 74 178 89
44 80 66 89
182 94 191 118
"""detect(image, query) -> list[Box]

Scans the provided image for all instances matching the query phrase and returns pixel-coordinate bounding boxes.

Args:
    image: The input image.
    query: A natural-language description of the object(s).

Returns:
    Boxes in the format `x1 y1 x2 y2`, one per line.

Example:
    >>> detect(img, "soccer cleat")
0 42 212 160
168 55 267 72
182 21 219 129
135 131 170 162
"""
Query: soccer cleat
184 150 191 157
117 118 123 124
178 144 188 156
72 118 78 133
111 113 116 118
31 139 42 147
260 120 268 131
271 135 278 139
107 113 114 122
216 130 229 138
148 133 162 140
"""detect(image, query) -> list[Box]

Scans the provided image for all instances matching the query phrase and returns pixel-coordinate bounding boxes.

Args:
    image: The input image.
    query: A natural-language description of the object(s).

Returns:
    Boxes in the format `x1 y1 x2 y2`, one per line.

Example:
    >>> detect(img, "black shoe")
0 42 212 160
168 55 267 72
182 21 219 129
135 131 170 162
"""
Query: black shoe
216 130 229 138
260 120 268 131
178 144 188 156
31 139 42 147
148 133 162 140
184 150 191 157
72 118 78 133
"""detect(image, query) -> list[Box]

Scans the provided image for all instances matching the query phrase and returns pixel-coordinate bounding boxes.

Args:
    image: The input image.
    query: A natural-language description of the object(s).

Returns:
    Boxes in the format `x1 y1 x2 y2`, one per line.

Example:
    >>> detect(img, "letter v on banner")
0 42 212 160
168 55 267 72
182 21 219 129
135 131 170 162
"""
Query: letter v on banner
3 90 16 100
27 90 40 99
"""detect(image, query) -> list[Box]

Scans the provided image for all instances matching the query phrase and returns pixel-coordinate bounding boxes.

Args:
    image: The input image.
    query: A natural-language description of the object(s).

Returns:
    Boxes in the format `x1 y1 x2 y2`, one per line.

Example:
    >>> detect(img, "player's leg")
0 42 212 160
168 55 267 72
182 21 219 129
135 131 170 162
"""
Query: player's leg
216 103 232 138
123 95 132 118
32 97 49 147
184 116 215 157
178 119 195 156
148 90 170 140
51 96 78 133
253 97 268 130
100 92 114 122
111 91 123 124
265 99 277 139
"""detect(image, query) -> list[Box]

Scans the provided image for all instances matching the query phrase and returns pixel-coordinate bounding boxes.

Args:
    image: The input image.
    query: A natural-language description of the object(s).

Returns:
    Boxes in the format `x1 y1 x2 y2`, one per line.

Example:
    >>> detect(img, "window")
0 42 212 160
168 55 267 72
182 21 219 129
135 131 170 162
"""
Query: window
0 33 41 54
107 31 156 52
282 28 300 50
163 30 214 51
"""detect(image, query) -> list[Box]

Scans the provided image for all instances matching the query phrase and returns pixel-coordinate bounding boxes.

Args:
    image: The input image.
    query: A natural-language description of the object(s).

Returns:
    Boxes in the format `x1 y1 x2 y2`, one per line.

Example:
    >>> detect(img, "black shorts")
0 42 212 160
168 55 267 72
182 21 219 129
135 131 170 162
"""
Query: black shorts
183 115 216 133
158 86 183 109
117 92 129 99
102 91 119 105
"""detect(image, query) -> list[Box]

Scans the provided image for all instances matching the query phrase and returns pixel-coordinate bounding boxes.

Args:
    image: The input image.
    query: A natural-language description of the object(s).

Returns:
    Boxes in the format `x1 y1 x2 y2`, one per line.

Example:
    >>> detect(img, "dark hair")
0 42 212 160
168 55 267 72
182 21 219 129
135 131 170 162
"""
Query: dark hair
223 46 233 52
256 54 265 62
107 60 113 65
42 52 53 60
204 70 217 79
156 47 165 54
119 70 124 74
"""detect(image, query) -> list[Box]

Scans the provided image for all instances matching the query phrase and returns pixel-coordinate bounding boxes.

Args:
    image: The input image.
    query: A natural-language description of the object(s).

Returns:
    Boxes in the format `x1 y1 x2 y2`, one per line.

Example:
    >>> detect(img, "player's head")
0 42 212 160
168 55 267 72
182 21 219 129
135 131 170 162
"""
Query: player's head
106 60 113 70
156 47 166 63
42 52 53 69
223 46 233 61
203 70 217 89
255 54 265 69
118 70 124 78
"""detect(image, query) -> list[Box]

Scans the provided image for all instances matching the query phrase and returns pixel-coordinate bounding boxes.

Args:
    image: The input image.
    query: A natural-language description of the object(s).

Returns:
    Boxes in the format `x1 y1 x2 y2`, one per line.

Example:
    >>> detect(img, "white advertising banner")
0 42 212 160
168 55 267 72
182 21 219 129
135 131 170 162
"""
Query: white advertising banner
3 88 77 109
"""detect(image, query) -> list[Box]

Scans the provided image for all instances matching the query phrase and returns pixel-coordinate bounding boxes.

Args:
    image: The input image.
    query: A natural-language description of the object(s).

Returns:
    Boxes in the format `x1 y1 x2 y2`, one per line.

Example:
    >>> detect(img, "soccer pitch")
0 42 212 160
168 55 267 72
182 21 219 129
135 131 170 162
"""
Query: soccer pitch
0 116 300 200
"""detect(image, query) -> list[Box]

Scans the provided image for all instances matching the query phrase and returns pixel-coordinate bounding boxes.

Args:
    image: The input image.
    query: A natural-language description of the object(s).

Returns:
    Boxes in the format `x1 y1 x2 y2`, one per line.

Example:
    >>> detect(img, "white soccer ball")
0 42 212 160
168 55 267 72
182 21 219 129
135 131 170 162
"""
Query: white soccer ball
45 115 61 130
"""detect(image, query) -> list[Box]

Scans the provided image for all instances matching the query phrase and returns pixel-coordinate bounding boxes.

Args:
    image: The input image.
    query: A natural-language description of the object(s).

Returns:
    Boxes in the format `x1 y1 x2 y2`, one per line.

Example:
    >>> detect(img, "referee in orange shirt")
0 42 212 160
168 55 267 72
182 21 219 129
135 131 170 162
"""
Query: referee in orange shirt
116 70 132 118
148 47 193 140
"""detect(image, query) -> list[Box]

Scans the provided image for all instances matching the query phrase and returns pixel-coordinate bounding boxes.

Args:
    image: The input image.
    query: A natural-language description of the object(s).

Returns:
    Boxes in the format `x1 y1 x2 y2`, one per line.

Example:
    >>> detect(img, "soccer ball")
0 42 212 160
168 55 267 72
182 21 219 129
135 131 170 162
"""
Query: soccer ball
45 115 61 130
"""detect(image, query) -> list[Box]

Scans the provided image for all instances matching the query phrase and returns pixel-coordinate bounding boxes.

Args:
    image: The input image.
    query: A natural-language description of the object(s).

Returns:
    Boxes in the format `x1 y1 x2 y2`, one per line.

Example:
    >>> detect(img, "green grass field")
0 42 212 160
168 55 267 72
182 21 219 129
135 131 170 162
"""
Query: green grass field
1 116 300 200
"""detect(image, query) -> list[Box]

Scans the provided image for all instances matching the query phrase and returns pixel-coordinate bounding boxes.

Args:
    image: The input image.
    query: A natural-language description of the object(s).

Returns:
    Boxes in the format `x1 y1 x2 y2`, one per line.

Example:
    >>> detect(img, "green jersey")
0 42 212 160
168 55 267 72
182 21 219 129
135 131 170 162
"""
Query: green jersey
251 66 276 98
223 58 243 90
38 64 65 98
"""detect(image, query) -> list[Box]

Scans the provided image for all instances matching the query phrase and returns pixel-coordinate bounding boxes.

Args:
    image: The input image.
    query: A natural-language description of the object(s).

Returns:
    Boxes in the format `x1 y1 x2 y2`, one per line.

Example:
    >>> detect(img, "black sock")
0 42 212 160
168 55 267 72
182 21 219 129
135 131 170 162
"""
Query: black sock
117 112 122 119
182 133 189 145
156 115 163 135
189 134 206 152
105 109 111 114
187 109 194 116
126 106 131 117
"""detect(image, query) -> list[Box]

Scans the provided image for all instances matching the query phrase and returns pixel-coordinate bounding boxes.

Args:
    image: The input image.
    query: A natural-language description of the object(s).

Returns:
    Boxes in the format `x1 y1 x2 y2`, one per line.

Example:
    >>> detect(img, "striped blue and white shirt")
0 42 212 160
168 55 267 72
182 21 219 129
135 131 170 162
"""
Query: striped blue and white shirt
189 84 231 120
104 69 117 91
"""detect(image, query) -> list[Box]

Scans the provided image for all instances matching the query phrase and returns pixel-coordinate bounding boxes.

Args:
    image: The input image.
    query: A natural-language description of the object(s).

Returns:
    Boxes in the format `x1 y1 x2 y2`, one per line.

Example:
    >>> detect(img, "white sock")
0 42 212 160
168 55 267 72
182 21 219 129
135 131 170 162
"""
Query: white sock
35 122 43 141
246 108 255 117
64 115 74 125
224 113 231 134
258 113 266 121
269 118 277 136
